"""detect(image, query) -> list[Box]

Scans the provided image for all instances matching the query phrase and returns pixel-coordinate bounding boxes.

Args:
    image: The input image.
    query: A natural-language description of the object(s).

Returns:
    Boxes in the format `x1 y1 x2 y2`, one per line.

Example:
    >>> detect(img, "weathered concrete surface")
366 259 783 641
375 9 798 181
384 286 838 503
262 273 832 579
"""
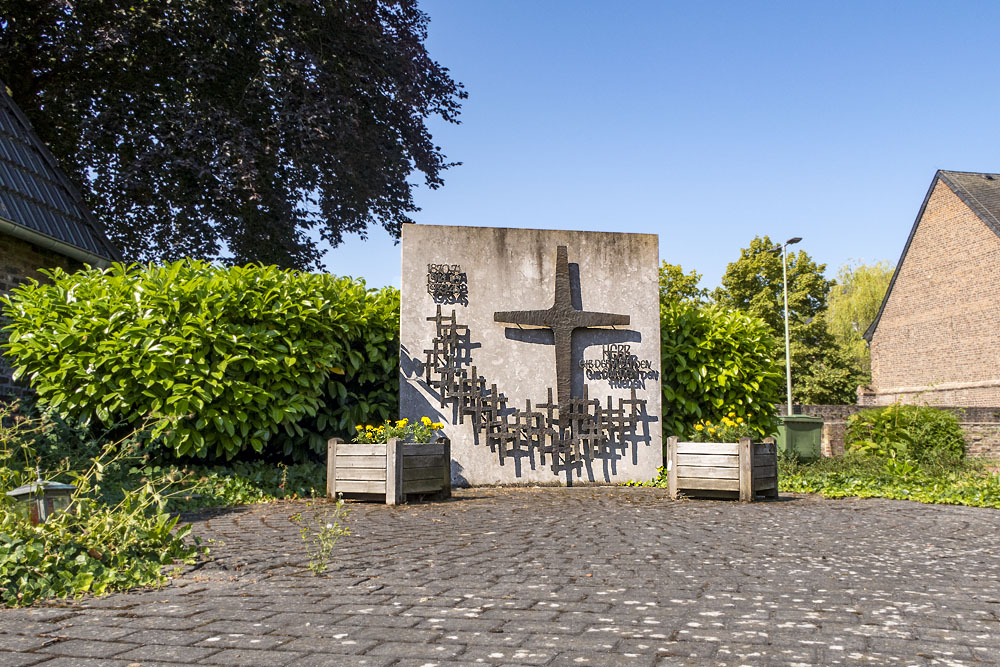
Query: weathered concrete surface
2 489 1000 666
400 225 661 486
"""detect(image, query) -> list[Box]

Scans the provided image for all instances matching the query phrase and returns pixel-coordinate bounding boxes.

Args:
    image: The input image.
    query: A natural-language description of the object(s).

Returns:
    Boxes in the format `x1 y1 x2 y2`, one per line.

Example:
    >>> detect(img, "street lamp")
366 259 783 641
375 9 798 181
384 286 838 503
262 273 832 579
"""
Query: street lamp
770 237 801 416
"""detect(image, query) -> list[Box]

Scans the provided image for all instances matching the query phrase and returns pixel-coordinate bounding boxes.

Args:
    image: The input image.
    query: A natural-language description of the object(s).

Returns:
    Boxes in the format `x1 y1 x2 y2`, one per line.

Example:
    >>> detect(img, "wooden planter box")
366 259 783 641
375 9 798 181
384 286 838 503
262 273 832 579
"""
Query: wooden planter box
326 437 451 505
665 436 778 502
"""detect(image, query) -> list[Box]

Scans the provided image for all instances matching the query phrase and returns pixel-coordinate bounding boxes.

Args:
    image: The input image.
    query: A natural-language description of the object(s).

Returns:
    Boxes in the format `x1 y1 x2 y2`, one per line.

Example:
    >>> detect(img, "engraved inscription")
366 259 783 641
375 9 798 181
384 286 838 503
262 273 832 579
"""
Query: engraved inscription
427 263 468 305
580 344 659 387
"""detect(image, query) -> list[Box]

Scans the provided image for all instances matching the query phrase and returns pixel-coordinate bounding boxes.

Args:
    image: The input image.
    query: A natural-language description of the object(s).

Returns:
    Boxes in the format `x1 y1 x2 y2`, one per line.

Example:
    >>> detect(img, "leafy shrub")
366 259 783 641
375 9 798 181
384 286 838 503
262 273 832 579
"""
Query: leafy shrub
0 490 199 606
845 404 965 462
2 260 399 460
660 301 782 439
1 408 200 607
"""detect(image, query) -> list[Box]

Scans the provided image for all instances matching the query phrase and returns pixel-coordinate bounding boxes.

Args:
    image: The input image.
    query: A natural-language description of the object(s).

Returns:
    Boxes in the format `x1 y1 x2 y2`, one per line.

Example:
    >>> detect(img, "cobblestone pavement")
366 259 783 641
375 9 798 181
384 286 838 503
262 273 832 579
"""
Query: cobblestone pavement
2 487 1000 666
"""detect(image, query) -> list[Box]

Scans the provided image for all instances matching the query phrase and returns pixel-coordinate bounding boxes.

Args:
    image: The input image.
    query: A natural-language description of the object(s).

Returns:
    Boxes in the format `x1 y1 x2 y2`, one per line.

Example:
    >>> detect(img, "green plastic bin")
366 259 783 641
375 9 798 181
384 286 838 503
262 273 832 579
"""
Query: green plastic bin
776 415 824 461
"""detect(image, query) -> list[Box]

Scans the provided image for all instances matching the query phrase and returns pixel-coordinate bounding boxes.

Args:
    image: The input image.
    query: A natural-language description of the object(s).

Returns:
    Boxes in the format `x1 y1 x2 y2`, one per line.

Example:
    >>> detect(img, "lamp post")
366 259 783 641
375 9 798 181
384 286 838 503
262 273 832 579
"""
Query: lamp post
771 237 801 416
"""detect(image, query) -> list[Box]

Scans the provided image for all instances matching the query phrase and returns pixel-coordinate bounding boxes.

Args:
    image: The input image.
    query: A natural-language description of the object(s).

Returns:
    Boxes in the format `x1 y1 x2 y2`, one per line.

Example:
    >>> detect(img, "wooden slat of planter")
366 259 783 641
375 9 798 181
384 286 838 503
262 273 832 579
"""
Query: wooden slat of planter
753 476 777 491
327 438 339 498
739 438 753 502
678 477 740 491
340 467 387 482
677 442 739 455
753 464 777 478
677 454 738 467
402 479 445 494
440 438 452 499
337 444 387 456
336 479 387 494
337 455 386 468
666 436 678 499
753 442 777 457
682 489 739 499
400 443 444 456
403 455 445 469
402 467 442 482
676 465 739 479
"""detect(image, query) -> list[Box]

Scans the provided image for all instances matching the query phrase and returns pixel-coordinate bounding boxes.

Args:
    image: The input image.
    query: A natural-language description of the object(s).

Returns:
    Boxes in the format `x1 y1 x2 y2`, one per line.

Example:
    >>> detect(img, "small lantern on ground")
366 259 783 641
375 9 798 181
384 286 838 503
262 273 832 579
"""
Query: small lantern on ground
6 469 76 524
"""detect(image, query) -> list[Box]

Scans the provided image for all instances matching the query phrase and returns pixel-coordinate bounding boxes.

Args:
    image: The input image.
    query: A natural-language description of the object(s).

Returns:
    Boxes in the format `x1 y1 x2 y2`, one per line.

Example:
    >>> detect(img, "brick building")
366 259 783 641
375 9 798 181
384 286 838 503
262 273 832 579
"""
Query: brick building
862 170 1000 407
0 82 119 397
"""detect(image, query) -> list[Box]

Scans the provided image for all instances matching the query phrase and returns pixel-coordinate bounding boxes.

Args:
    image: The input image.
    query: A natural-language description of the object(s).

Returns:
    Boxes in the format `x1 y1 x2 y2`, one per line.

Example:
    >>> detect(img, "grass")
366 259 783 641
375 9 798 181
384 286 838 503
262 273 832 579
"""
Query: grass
625 453 1000 509
778 454 1000 508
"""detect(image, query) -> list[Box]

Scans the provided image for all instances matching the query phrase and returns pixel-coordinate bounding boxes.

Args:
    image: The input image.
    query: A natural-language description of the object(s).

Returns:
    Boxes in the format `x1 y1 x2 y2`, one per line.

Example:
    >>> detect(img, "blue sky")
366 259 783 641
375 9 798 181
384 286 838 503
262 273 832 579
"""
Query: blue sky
321 1 1000 291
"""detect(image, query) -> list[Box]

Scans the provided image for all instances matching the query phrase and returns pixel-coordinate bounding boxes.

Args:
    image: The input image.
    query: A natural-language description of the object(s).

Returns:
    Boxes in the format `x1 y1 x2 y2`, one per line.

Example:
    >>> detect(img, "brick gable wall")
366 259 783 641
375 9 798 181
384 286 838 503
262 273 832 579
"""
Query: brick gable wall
1 233 83 398
868 179 1000 406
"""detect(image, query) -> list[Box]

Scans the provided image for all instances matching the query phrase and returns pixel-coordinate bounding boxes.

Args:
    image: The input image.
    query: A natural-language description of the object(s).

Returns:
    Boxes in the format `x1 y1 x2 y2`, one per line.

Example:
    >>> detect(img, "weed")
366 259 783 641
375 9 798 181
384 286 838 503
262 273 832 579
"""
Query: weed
291 496 350 575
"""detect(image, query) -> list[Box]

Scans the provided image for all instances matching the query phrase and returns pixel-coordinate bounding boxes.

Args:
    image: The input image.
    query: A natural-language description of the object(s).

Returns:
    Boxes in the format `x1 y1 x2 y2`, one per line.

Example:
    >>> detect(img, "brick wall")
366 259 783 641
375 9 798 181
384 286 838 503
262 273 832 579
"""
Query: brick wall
1 233 83 398
795 404 1000 459
868 179 1000 406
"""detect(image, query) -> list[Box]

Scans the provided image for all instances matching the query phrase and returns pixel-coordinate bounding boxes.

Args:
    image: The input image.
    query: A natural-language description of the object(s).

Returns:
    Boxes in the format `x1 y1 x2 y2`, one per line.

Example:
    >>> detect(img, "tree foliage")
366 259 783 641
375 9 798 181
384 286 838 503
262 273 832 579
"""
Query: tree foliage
1 261 400 460
827 261 894 376
713 235 831 346
0 0 466 269
660 300 782 438
658 262 708 305
713 235 862 404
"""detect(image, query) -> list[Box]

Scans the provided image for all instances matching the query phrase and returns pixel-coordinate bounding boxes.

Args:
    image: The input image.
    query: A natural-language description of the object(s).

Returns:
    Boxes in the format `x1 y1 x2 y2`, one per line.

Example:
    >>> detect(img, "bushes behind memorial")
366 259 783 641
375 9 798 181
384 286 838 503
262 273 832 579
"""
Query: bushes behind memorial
660 301 783 438
845 404 966 462
1 260 399 460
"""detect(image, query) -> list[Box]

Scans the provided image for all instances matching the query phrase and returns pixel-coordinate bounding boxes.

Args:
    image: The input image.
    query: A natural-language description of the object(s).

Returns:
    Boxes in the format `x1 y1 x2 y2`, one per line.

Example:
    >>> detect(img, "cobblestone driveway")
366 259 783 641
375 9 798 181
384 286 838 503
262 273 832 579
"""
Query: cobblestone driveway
2 487 999 666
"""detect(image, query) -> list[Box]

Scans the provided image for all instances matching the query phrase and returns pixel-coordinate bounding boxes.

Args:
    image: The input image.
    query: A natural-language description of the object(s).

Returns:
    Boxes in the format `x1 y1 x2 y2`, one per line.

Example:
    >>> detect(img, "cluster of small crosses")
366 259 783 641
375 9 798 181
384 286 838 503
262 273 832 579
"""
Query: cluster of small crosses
423 306 646 471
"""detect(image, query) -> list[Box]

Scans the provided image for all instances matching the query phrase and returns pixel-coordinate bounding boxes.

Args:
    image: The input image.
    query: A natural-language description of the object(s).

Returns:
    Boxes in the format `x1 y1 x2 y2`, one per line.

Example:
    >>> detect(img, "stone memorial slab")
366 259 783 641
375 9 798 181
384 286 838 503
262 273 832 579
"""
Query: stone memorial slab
400 224 660 485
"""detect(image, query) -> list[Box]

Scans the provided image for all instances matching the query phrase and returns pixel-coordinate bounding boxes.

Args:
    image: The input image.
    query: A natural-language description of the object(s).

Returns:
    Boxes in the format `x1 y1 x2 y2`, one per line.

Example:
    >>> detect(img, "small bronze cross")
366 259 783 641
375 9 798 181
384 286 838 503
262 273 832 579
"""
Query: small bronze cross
494 245 629 424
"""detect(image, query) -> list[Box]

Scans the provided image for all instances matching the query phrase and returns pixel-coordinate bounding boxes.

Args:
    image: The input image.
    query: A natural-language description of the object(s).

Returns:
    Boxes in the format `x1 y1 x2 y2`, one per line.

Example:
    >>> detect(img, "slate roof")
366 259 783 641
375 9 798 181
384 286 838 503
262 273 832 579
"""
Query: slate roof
0 82 119 262
863 170 1000 341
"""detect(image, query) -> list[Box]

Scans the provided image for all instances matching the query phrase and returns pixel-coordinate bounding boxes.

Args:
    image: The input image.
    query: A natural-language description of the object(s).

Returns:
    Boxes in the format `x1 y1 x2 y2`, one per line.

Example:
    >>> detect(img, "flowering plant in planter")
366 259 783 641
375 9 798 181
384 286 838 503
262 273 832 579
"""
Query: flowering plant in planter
352 417 444 445
687 410 757 443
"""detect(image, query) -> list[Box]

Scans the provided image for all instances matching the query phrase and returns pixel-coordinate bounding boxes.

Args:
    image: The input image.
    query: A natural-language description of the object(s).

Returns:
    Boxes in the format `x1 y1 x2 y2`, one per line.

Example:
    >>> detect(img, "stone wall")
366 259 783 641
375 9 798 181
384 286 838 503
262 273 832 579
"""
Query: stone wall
868 179 1000 406
1 233 83 399
795 404 1000 459
399 224 662 486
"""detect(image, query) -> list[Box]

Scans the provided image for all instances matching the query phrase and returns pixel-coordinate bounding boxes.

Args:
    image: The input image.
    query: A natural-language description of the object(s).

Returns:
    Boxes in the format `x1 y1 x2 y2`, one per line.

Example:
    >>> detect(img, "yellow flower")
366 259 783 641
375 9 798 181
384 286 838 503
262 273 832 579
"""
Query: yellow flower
432 422 444 430
736 417 744 424
728 411 736 418
708 428 716 435
355 425 363 431
366 425 375 431
396 418 408 428
421 416 432 426
694 424 704 431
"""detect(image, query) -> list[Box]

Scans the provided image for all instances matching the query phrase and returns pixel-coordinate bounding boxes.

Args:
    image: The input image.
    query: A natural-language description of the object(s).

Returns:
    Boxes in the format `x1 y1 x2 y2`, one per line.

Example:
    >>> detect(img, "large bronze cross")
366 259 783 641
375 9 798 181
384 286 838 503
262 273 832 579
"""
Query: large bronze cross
494 245 629 423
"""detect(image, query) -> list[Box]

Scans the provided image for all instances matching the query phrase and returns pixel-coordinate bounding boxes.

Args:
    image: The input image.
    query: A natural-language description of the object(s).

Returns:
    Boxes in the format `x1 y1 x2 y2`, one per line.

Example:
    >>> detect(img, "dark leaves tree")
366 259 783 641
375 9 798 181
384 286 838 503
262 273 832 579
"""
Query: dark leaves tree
0 0 466 269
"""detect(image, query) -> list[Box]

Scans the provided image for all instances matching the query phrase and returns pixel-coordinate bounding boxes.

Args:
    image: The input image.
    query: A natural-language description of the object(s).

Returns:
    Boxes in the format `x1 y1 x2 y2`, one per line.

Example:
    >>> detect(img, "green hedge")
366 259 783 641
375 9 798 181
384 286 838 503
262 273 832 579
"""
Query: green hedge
660 301 783 438
1 261 399 460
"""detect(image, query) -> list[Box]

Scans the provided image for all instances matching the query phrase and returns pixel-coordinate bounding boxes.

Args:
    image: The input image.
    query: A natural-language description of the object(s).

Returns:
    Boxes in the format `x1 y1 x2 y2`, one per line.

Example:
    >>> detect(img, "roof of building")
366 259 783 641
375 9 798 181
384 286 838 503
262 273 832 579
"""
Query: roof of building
0 81 119 263
863 170 1000 341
